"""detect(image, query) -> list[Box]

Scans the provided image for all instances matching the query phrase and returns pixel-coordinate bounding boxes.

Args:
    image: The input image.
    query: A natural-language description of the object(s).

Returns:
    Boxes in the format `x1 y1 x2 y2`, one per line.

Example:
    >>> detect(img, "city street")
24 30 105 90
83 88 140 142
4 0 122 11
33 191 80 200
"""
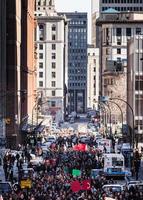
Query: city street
1 0 143 199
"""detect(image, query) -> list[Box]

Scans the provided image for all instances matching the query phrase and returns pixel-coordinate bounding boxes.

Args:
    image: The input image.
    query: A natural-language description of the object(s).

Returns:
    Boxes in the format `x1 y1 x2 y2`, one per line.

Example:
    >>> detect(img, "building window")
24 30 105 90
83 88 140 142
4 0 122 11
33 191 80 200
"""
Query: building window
136 28 141 35
52 62 56 68
39 62 43 68
51 101 56 107
94 67 96 72
117 57 121 63
52 25 56 31
126 28 131 36
116 28 122 36
52 72 56 78
39 53 43 59
52 53 56 59
39 44 43 50
39 24 44 30
117 48 121 54
39 81 43 87
52 44 56 50
39 24 44 41
39 72 43 78
52 34 56 40
52 90 56 96
51 81 56 87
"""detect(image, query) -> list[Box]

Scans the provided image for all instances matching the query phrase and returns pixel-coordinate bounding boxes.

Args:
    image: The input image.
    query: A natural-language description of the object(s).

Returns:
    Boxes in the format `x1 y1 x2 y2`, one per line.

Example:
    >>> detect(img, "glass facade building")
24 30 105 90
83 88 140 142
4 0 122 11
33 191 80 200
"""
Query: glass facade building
59 12 87 113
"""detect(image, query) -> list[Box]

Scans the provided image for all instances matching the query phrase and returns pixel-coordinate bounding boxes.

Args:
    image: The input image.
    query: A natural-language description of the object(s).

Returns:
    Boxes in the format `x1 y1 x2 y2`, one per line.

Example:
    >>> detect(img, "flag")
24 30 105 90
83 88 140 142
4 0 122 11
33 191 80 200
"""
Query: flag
72 169 81 177
73 144 87 152
71 180 81 192
81 180 91 190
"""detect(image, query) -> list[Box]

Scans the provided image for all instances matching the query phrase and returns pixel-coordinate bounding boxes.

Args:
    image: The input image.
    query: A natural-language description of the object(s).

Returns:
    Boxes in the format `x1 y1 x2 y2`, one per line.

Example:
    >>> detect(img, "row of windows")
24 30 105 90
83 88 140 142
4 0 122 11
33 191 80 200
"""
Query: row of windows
68 55 87 60
39 44 56 50
39 71 57 79
69 28 87 33
68 20 87 25
69 76 86 80
68 83 86 87
39 24 56 31
69 42 87 47
102 6 143 11
39 33 56 41
68 69 86 73
69 49 86 53
39 53 56 59
69 35 87 40
102 0 142 3
116 27 141 37
39 62 56 69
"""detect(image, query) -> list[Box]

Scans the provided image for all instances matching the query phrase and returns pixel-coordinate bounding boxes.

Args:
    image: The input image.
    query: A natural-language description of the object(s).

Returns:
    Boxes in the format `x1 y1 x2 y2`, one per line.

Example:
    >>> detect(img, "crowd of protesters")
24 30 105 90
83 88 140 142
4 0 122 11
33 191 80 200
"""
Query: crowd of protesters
0 132 143 200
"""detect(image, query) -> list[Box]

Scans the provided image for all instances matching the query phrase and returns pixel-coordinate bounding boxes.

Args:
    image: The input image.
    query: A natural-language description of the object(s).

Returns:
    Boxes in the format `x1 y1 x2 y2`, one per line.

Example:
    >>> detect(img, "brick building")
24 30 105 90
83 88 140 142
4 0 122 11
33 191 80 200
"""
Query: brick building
5 0 36 147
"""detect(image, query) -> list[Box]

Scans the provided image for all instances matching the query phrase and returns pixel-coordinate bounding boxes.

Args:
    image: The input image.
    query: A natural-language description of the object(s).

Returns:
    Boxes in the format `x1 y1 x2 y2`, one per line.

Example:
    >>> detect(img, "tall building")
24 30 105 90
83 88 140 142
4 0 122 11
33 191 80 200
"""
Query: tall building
6 0 22 147
92 0 143 14
35 0 68 122
128 34 143 143
91 0 143 47
0 0 6 144
59 12 88 114
96 12 143 123
21 0 36 120
87 45 99 109
2 0 36 147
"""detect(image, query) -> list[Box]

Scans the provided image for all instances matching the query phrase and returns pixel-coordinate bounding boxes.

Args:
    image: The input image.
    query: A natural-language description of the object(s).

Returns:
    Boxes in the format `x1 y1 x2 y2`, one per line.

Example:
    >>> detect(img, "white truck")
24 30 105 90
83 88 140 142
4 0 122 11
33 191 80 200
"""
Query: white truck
103 153 131 177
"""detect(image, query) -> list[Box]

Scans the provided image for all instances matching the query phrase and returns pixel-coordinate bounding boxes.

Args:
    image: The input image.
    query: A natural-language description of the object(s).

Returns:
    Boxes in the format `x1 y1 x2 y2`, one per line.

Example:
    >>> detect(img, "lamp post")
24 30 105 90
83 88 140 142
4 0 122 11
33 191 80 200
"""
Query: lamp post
100 101 112 137
98 103 108 136
110 97 135 149
109 100 124 136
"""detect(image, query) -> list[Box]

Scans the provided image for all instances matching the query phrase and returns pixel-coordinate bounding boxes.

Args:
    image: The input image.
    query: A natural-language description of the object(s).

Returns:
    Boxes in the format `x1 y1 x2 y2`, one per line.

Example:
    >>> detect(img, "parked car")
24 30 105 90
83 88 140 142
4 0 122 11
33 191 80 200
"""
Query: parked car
102 184 125 195
126 180 143 191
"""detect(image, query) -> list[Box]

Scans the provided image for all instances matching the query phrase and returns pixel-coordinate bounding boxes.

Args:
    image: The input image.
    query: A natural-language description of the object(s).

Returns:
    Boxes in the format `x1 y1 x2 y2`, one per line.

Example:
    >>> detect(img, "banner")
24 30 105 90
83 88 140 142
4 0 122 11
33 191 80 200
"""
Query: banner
72 169 81 177
73 144 87 152
71 180 91 192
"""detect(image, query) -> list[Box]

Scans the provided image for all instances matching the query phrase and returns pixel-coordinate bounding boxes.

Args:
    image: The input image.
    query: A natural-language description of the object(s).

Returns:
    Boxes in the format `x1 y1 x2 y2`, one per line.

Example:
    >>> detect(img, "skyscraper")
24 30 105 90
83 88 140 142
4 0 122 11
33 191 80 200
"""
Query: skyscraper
6 0 36 147
35 0 68 122
91 0 143 14
59 12 88 114
0 0 6 144
99 0 143 12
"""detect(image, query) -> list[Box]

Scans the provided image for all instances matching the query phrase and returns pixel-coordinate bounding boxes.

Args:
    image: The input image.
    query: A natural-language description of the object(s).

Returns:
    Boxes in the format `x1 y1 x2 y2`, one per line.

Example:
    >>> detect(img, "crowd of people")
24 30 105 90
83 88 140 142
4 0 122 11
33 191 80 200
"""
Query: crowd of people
0 132 142 200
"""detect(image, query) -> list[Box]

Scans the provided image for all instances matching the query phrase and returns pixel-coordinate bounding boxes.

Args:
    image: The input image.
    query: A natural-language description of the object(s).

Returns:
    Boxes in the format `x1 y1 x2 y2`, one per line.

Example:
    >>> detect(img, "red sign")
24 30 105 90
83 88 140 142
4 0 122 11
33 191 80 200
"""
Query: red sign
73 144 87 152
71 180 91 192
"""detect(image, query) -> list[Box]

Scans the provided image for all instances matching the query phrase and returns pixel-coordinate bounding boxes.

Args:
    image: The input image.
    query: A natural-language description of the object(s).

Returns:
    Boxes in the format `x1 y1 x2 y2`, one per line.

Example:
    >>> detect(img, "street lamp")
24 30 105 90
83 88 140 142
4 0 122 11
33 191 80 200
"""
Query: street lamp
100 101 112 136
98 103 108 136
109 100 124 136
110 97 135 149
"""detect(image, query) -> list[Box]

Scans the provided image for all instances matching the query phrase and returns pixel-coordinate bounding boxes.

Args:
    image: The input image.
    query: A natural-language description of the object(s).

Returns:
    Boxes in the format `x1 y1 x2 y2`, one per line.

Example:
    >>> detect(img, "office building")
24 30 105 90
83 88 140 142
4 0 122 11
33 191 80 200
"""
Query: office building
0 0 6 144
35 0 68 122
59 12 88 113
128 34 143 142
87 45 99 109
100 0 143 12
96 12 143 123
0 0 36 147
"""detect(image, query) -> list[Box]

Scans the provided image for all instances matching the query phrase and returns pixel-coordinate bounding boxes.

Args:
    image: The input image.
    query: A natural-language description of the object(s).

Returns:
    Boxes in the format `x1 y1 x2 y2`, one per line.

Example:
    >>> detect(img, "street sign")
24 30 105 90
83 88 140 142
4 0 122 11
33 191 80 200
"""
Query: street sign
20 179 32 189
